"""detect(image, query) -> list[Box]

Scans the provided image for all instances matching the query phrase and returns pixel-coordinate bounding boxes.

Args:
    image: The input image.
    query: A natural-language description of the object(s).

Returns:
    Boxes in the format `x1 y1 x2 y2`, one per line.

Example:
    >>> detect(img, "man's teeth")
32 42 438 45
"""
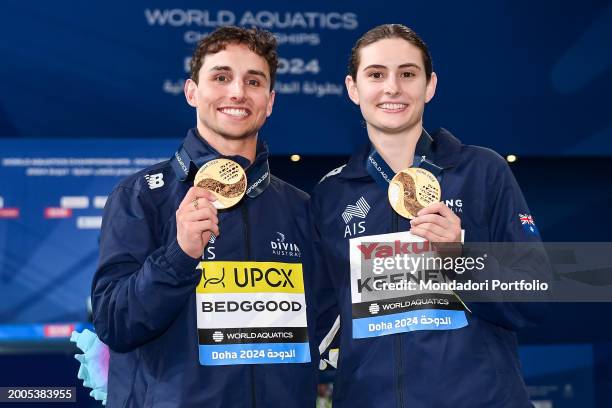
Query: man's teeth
221 108 249 117
379 103 407 110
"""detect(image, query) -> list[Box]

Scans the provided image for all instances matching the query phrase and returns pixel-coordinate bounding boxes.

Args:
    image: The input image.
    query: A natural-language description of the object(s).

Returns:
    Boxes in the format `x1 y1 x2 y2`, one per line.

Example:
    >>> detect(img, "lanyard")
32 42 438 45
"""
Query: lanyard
365 130 443 192
171 145 271 199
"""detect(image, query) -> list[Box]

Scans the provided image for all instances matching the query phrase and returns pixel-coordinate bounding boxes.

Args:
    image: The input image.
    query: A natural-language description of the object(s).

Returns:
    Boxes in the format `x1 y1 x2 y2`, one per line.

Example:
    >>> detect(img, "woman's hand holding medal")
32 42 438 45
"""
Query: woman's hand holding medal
409 202 461 243
387 166 461 244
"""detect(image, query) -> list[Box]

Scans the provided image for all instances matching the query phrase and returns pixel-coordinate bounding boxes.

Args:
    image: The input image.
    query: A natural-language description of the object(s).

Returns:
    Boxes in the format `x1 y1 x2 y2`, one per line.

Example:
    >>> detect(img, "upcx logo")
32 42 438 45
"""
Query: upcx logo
201 265 225 288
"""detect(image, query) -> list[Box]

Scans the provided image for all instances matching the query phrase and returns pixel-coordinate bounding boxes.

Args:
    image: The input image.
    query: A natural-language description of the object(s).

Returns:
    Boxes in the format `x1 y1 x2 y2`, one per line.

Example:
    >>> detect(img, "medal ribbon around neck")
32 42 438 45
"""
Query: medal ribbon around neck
365 135 443 219
172 144 271 208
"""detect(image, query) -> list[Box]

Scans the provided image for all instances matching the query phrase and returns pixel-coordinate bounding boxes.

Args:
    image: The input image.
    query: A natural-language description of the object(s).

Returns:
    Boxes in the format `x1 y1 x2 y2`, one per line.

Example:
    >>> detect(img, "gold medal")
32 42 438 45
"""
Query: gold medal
388 167 441 219
194 158 247 209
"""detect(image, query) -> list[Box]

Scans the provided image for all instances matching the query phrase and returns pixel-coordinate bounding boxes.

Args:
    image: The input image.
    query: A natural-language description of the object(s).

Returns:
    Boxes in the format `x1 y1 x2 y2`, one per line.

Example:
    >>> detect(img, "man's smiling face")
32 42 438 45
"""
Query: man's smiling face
185 43 275 141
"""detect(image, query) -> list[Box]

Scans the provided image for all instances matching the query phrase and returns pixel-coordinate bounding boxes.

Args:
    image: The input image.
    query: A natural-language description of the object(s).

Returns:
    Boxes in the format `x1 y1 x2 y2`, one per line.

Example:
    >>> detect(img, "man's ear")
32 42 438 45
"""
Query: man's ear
184 79 198 108
425 72 437 104
345 75 360 105
266 90 275 117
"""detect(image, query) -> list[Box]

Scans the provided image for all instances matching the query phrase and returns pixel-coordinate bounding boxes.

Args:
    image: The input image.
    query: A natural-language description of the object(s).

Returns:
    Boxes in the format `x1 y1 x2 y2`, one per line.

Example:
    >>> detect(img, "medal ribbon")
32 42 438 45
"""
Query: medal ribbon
171 144 271 199
365 129 443 192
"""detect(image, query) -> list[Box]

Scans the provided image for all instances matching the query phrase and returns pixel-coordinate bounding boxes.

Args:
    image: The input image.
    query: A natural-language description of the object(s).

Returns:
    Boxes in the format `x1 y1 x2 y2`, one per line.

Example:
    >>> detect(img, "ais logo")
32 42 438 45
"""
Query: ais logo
342 196 370 238
203 233 216 260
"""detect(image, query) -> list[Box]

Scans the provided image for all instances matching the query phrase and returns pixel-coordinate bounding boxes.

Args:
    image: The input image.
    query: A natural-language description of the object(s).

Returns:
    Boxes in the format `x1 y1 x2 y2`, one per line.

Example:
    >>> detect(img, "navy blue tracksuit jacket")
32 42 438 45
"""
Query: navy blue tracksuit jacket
92 129 317 407
310 128 548 408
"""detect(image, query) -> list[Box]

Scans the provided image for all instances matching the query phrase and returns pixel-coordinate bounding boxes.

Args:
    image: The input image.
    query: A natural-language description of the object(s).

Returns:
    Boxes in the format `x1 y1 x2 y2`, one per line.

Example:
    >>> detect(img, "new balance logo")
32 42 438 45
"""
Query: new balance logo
144 173 164 189
209 234 216 244
342 197 370 224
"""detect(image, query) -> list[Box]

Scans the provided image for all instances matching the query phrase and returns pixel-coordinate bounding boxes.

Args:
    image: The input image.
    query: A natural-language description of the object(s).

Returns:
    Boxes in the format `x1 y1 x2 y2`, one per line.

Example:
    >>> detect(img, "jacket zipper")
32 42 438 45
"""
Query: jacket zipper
241 203 256 408
392 210 405 408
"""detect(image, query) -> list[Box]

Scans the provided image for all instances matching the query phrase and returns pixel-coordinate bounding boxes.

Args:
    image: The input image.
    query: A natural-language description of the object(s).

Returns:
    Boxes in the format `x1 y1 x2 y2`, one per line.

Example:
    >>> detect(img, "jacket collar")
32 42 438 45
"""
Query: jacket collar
339 128 462 180
172 128 268 179
171 128 271 198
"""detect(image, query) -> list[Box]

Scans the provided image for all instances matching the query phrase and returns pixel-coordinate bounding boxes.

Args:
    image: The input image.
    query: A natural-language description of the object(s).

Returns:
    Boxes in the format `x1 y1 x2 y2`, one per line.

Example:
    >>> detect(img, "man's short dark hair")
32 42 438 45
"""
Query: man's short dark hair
348 24 433 83
190 26 278 91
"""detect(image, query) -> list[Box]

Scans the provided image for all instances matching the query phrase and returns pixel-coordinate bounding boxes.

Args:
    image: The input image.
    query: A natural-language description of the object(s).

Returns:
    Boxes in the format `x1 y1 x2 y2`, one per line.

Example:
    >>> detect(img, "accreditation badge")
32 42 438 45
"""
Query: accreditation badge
194 158 247 209
388 168 441 219
349 231 468 339
195 261 311 366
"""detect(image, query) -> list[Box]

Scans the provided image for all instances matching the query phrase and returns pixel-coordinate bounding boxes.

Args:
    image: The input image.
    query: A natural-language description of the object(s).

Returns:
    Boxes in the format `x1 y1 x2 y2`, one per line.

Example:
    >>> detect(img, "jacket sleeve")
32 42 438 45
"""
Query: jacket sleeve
307 198 341 365
91 185 200 352
458 157 551 330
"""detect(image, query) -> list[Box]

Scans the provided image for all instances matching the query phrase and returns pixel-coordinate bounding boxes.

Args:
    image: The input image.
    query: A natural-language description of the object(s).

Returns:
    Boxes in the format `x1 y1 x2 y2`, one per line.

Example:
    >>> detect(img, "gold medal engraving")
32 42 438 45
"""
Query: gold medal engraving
194 158 246 209
388 168 441 219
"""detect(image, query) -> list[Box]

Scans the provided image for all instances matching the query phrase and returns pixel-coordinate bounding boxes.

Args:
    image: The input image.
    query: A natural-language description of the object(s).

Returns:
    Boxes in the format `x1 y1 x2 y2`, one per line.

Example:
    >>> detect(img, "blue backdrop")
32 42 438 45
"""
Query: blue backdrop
0 139 176 325
1 1 611 154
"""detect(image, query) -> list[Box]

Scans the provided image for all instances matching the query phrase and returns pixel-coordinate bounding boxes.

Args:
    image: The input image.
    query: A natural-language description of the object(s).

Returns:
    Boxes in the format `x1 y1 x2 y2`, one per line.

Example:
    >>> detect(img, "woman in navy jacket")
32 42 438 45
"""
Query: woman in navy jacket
310 24 548 408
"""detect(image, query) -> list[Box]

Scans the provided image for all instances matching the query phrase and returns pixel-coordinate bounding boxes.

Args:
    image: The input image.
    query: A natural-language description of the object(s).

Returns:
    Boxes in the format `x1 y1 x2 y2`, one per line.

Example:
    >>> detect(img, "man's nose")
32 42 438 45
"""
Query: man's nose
229 79 246 101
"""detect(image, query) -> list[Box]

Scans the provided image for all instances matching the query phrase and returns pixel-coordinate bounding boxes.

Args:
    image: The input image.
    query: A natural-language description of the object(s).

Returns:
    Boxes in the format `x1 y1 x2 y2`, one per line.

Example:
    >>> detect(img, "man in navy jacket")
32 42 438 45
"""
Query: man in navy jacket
92 27 317 407
311 24 548 408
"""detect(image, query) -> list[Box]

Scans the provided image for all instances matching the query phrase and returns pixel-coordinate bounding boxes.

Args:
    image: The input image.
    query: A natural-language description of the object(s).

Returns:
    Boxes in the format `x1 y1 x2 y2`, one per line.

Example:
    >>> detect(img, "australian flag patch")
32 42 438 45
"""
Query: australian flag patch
519 213 540 236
